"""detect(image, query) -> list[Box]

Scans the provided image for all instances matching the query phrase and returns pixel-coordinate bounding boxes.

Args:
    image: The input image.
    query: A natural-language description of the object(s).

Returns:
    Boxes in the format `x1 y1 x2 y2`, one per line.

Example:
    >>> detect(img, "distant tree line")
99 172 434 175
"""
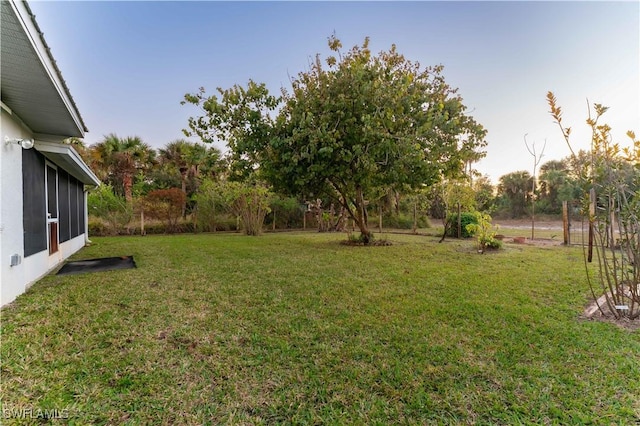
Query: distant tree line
74 36 604 240
72 132 605 237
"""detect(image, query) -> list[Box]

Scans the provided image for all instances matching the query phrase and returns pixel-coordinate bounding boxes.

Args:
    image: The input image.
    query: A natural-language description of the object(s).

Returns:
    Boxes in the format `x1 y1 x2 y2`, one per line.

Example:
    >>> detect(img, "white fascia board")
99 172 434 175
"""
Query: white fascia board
1 101 13 115
34 140 100 186
8 0 86 136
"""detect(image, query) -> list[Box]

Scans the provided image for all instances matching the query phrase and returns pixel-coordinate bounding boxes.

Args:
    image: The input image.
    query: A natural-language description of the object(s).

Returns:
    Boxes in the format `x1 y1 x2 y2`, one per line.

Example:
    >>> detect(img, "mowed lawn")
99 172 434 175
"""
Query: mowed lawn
1 232 639 425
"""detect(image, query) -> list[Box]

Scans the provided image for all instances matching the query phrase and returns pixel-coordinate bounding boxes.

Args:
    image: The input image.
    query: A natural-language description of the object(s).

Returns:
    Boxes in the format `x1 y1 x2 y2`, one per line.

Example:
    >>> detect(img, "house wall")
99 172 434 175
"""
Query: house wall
1 108 90 307
1 107 30 305
23 234 86 288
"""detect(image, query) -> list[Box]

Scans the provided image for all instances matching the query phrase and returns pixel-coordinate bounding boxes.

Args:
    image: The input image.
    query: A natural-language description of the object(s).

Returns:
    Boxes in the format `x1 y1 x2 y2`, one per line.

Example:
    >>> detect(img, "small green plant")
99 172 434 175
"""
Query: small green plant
466 211 502 253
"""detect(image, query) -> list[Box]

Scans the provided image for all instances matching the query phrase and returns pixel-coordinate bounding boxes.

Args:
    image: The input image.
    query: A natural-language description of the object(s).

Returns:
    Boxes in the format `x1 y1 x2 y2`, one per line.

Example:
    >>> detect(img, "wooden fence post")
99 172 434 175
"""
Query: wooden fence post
562 201 569 245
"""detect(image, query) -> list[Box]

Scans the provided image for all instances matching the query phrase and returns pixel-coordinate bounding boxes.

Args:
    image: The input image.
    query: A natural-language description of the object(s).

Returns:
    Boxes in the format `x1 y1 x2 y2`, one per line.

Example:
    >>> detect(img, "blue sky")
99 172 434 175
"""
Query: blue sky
29 1 639 183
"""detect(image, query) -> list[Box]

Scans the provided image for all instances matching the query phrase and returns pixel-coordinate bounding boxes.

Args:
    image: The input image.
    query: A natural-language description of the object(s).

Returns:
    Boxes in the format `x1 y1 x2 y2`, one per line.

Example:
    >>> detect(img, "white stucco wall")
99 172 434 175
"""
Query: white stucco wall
1 108 90 307
23 234 86 289
1 107 29 305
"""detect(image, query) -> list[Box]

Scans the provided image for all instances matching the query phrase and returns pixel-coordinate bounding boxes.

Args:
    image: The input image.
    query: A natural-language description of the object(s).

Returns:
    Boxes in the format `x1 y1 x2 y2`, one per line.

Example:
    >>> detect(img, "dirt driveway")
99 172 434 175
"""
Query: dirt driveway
493 219 563 230
493 219 565 247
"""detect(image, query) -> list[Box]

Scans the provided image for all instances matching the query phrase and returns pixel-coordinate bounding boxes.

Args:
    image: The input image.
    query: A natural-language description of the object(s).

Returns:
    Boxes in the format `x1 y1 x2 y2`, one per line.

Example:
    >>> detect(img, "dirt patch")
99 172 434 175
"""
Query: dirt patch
582 295 640 331
581 309 640 331
501 236 563 247
494 219 565 247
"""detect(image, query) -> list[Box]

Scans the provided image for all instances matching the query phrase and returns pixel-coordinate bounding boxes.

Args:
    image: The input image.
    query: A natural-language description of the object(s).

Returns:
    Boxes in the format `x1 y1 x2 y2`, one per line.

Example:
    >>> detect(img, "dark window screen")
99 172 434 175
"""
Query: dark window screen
58 169 71 243
78 181 85 236
46 165 58 219
69 176 80 238
22 149 47 256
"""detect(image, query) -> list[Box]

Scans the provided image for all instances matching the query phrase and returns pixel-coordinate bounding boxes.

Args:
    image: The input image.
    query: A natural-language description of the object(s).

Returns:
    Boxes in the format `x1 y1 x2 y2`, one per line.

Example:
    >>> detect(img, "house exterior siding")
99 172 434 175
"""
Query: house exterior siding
1 108 95 306
1 0 98 307
1 108 29 304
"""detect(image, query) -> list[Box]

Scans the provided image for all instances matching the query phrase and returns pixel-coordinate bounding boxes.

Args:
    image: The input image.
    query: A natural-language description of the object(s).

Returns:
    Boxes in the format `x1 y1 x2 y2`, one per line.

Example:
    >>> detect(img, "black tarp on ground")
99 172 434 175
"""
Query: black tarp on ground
57 256 136 275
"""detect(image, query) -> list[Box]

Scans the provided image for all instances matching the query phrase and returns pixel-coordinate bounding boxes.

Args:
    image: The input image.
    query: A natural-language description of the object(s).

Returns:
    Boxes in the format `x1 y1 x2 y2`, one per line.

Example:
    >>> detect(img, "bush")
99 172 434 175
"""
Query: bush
196 214 238 232
484 237 503 250
194 180 271 236
87 185 133 235
88 218 109 237
446 212 477 238
266 197 305 229
465 211 502 253
142 188 186 233
378 213 431 230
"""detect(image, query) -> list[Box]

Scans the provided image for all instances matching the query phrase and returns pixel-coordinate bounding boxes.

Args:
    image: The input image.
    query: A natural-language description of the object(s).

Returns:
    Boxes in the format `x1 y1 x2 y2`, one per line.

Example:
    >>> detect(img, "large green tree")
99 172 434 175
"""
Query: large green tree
183 36 486 243
272 37 486 242
158 140 192 196
538 159 570 214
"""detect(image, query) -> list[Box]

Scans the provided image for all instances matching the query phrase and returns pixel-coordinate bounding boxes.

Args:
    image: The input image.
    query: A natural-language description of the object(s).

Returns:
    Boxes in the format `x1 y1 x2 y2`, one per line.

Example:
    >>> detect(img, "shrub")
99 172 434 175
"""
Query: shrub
379 213 431 230
87 185 133 235
195 180 271 235
266 196 305 229
88 218 109 237
445 212 477 238
143 188 186 233
465 211 502 253
196 214 238 233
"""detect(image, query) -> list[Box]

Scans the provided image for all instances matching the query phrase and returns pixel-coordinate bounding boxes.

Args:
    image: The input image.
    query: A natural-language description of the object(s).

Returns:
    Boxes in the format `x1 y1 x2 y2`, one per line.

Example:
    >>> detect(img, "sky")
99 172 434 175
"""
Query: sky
28 1 639 183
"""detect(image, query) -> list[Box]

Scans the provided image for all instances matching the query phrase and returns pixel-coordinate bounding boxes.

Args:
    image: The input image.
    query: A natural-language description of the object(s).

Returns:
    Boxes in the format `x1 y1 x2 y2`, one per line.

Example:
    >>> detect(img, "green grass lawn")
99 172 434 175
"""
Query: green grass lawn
1 232 639 425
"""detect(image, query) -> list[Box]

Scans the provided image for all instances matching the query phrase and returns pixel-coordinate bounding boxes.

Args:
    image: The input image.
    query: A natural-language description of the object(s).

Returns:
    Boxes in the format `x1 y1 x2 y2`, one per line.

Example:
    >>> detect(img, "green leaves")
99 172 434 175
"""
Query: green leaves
181 35 487 240
183 80 281 182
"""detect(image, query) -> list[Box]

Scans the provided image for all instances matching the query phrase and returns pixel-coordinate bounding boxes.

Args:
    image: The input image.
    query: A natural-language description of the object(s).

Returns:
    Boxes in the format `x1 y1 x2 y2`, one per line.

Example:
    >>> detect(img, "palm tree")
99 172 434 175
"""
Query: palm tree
63 137 92 164
191 144 224 182
498 170 532 218
539 160 568 214
159 140 190 194
158 140 225 217
91 134 156 203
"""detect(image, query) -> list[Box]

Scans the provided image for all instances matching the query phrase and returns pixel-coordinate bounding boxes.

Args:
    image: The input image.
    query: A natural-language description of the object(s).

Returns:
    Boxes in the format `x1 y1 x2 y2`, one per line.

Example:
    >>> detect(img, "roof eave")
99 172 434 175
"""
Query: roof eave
34 140 100 186
9 0 88 135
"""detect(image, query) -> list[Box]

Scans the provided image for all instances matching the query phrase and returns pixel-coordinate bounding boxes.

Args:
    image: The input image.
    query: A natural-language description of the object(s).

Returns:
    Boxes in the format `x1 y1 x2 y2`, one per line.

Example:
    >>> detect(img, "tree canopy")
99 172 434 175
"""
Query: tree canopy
183 36 487 242
90 134 156 203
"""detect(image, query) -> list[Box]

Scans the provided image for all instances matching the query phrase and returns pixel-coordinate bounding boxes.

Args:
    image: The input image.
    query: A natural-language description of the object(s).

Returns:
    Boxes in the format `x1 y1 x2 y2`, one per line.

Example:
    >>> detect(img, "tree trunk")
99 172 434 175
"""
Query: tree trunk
355 187 372 244
457 202 462 239
192 204 198 234
181 173 188 219
562 201 569 245
412 201 417 234
394 190 400 215
531 180 536 240
123 173 133 204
